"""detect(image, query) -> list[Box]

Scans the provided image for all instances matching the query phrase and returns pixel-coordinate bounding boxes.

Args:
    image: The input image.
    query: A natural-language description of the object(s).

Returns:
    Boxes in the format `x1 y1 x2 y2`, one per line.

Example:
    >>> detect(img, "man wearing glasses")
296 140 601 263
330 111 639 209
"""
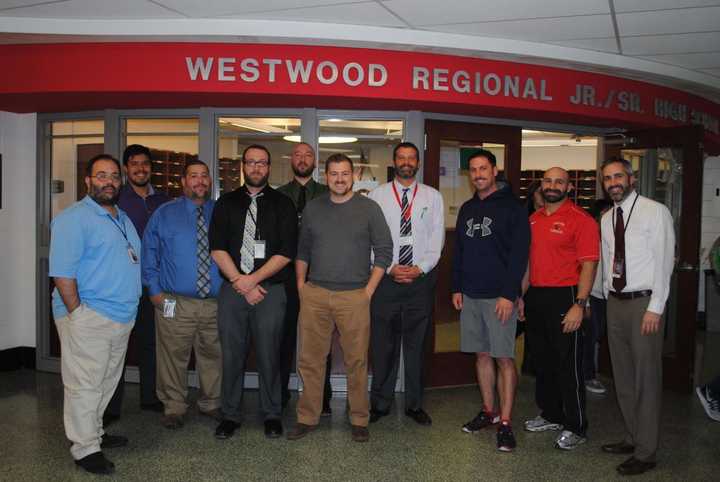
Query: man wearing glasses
50 154 142 475
209 144 298 440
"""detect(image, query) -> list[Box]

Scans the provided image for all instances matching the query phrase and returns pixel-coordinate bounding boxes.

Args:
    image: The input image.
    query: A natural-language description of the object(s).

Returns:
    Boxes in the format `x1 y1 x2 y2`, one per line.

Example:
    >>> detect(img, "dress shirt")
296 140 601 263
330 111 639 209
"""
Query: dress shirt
49 196 142 323
601 190 675 314
277 178 329 210
368 179 445 274
209 184 298 284
142 196 222 299
117 184 171 238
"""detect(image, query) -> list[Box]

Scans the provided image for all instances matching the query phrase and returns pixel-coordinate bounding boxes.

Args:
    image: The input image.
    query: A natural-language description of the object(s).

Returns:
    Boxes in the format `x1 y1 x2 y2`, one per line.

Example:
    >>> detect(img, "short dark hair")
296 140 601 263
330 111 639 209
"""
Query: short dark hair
468 149 497 167
393 142 420 161
122 144 152 166
183 159 209 177
325 153 354 172
242 144 271 164
601 157 634 177
86 154 121 176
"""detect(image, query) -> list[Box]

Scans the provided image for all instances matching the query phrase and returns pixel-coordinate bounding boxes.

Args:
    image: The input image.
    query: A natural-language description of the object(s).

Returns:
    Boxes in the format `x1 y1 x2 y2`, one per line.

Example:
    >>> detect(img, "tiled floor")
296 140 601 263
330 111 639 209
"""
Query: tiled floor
1 369 718 481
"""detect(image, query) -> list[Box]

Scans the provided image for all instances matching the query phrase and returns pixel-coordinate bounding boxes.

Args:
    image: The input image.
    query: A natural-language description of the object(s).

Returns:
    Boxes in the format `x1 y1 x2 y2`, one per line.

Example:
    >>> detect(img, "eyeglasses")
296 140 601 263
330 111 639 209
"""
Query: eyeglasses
242 160 270 168
90 173 122 182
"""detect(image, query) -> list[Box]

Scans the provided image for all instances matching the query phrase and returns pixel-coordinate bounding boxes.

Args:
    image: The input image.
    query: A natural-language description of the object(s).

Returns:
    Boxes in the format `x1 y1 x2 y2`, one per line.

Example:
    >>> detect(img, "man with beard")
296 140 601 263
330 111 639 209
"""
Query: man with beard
277 142 333 414
452 149 529 452
106 144 169 424
209 144 298 439
142 160 223 430
598 158 674 476
50 154 141 475
367 142 444 426
522 167 598 451
287 153 393 443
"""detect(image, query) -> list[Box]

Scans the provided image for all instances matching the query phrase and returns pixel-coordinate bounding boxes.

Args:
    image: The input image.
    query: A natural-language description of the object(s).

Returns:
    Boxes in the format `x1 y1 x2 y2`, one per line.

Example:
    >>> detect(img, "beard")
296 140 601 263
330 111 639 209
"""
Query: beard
244 172 269 188
188 188 210 202
292 163 314 178
541 189 568 203
607 184 629 202
90 184 119 206
395 163 418 180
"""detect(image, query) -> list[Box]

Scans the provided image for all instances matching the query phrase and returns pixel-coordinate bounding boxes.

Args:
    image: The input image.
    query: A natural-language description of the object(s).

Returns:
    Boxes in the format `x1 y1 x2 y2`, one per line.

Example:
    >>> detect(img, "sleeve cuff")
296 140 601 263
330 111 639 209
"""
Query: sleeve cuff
647 298 665 315
146 281 162 297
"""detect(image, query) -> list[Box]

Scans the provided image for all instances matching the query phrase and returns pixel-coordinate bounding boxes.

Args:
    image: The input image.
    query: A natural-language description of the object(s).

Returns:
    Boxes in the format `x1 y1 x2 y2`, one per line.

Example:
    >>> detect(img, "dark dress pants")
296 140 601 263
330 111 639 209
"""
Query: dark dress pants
370 269 435 412
583 295 607 381
526 286 587 437
105 290 160 417
218 282 286 421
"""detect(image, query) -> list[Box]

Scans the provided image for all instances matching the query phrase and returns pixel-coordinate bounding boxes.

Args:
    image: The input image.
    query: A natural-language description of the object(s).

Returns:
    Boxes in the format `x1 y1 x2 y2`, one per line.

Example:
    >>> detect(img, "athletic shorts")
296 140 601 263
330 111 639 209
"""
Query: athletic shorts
460 295 517 359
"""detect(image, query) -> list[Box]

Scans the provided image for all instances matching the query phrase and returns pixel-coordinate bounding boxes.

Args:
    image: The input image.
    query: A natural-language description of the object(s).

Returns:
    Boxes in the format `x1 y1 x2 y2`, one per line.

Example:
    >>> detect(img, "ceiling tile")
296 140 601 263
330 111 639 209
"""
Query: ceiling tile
383 0 609 26
230 2 406 28
617 6 720 36
0 0 70 12
614 0 720 13
549 37 619 54
153 0 356 18
0 0 183 18
638 52 720 69
425 15 614 42
622 32 720 55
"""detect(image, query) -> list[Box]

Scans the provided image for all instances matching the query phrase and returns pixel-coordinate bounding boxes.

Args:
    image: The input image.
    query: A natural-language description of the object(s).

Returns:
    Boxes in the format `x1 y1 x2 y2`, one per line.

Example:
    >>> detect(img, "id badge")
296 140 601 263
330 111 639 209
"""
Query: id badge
128 246 139 264
399 235 413 246
163 299 176 318
254 240 266 259
612 259 624 278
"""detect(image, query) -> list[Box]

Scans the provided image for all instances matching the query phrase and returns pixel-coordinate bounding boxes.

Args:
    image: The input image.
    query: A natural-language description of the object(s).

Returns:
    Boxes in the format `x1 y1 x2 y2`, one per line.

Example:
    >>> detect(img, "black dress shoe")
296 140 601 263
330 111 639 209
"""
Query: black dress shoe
601 441 635 455
215 419 240 439
264 419 283 438
102 413 120 428
75 451 115 475
405 408 432 426
141 401 164 412
369 409 389 423
100 434 128 449
616 457 656 475
321 400 332 417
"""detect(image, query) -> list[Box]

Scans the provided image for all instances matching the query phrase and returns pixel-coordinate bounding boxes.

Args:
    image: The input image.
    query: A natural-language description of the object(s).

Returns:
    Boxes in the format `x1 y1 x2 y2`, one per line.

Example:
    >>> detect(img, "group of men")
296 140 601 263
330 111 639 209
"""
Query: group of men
50 140 674 477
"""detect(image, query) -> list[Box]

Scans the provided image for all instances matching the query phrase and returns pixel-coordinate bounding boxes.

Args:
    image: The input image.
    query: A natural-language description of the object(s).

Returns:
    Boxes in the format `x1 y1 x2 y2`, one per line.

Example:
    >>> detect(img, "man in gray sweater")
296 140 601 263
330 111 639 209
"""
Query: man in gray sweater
287 153 393 443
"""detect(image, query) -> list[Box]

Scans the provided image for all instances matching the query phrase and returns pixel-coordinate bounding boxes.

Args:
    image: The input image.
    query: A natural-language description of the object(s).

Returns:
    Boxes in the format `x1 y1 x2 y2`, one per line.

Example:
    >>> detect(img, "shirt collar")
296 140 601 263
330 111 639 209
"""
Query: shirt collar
393 178 417 192
82 195 117 217
616 189 638 211
120 183 155 199
242 184 268 198
183 196 209 214
540 198 573 217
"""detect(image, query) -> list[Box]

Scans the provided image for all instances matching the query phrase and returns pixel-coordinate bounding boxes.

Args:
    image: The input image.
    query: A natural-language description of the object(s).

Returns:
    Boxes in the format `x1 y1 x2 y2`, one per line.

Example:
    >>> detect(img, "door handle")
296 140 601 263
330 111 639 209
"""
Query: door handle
677 262 698 272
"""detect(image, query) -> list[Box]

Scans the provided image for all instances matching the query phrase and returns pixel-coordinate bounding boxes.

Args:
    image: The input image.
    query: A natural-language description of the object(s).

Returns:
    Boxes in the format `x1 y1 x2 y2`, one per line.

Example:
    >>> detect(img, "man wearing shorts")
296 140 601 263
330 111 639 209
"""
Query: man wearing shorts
451 149 530 452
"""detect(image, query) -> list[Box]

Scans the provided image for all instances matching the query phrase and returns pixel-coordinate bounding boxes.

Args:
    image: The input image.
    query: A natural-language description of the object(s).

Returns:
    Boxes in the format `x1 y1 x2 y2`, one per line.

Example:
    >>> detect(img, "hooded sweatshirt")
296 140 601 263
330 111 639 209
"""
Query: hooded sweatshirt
451 184 530 301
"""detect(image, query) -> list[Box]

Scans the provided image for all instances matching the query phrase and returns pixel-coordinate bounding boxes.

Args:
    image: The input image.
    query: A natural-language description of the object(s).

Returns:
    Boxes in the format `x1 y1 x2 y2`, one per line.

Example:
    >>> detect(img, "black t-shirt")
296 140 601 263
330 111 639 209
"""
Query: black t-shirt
209 185 298 284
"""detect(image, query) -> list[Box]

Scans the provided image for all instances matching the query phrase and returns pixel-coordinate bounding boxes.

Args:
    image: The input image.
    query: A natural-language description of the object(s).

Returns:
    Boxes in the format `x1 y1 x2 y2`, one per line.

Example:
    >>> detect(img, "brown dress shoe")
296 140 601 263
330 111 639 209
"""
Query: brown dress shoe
601 441 635 454
616 457 656 475
351 425 369 442
286 423 317 441
161 414 184 430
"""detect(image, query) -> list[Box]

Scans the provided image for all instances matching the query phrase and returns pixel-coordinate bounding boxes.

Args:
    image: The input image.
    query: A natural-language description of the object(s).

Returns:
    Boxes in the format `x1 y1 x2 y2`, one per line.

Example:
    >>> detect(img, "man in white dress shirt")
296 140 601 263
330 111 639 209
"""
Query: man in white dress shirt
367 142 445 425
598 158 675 476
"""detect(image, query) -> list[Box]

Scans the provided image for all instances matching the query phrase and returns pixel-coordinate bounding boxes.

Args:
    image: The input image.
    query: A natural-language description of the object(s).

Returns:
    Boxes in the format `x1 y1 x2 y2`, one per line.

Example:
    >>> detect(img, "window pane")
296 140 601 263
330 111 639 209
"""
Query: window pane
217 117 301 194
51 119 104 136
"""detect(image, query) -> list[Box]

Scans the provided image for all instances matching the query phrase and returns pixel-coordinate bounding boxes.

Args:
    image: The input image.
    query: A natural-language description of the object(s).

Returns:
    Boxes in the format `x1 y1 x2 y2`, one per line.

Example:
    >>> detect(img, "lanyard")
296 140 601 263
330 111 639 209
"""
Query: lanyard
107 213 131 246
612 191 639 233
392 182 418 221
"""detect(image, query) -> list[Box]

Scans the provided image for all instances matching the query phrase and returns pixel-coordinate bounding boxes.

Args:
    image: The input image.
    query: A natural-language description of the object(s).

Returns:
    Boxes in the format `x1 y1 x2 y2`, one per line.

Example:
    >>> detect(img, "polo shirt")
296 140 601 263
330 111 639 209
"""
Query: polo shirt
49 196 142 323
117 184 171 238
529 199 599 287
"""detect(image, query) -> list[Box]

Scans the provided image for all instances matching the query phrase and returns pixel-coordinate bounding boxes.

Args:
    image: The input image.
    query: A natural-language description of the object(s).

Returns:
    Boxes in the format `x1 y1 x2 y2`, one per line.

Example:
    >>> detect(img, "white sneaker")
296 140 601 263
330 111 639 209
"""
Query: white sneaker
524 415 563 432
555 430 587 450
585 379 607 395
696 385 720 422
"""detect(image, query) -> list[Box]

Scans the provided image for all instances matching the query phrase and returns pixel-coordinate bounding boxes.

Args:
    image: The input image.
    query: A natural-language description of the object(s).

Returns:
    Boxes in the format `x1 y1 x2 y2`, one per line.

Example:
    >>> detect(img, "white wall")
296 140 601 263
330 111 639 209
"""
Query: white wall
0 111 37 350
699 155 720 311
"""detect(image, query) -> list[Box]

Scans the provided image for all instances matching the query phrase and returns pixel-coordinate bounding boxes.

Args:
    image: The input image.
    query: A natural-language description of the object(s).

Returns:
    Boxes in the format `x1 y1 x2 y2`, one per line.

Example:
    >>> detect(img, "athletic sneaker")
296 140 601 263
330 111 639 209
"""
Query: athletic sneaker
461 410 500 433
696 385 720 422
555 430 587 450
496 424 517 452
524 415 563 432
585 379 607 395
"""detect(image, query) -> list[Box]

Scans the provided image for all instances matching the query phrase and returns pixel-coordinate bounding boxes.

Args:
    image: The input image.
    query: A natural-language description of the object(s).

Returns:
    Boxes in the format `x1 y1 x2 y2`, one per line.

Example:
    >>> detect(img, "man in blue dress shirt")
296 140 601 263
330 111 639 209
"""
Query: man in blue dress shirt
50 154 142 475
142 160 223 430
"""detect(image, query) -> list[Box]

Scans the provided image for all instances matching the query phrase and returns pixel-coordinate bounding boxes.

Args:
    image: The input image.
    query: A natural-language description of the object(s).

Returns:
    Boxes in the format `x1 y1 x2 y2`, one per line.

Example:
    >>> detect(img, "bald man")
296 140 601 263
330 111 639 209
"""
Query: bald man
521 167 599 451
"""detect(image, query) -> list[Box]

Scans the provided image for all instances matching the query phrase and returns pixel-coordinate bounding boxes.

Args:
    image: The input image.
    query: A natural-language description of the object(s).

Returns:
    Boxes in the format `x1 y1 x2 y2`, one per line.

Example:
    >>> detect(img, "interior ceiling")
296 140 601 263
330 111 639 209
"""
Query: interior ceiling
1 0 719 101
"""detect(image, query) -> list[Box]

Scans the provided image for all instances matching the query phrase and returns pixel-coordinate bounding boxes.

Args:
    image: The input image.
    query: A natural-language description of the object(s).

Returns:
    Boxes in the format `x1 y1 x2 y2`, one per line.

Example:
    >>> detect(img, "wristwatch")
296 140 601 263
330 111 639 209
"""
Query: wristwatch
574 298 588 307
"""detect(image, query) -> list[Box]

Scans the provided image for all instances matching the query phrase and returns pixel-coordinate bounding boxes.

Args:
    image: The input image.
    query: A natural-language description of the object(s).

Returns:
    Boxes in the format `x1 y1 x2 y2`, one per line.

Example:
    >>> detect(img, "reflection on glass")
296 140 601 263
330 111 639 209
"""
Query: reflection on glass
124 118 199 198
217 117 301 193
317 119 403 194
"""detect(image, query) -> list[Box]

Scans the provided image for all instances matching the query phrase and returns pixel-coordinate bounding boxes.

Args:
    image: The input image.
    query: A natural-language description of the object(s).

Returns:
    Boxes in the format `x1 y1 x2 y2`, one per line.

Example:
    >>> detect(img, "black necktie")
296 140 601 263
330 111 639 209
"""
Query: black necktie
298 184 307 213
612 206 627 292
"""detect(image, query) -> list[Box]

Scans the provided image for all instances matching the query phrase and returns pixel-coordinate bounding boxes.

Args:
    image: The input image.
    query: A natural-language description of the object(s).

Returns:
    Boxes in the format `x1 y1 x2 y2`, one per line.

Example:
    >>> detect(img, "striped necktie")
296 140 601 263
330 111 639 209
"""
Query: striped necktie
196 206 211 298
398 187 413 266
240 193 260 274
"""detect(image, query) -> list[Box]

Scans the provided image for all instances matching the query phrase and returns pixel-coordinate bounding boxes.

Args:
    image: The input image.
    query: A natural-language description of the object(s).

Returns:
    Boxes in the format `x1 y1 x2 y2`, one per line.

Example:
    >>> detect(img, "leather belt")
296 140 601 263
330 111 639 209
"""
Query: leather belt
609 289 652 300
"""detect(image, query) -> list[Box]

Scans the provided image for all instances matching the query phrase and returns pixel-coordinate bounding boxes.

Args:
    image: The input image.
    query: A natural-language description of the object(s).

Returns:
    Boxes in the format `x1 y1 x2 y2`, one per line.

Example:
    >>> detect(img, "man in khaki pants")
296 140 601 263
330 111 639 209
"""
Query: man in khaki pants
142 160 223 429
50 154 142 475
287 153 393 443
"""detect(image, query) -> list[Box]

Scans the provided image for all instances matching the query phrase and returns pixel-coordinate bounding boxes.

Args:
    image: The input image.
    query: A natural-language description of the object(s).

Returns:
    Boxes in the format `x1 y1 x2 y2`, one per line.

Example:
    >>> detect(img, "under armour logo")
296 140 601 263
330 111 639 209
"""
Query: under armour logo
466 217 493 237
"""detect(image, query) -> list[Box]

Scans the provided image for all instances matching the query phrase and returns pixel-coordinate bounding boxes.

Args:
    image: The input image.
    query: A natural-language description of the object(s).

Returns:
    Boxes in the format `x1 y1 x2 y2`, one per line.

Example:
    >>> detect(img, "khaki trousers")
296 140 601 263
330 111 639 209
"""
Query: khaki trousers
155 295 222 416
607 296 664 462
297 283 371 426
55 305 133 460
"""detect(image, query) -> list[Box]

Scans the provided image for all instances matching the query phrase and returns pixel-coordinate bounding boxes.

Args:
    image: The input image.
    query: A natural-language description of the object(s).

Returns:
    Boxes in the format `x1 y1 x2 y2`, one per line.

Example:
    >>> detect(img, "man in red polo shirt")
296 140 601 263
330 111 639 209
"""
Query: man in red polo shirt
522 166 599 451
